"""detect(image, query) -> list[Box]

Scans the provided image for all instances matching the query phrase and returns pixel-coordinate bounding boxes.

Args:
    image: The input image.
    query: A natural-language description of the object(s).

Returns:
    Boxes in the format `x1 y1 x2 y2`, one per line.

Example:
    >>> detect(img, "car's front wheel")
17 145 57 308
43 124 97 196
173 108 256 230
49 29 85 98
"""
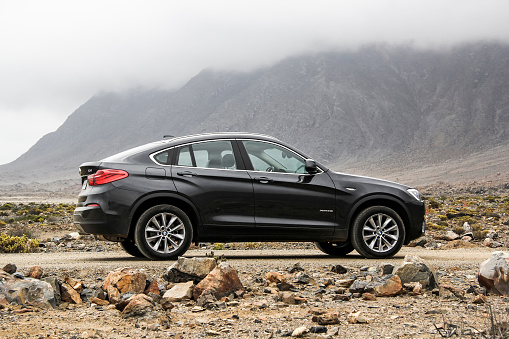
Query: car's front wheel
134 204 193 260
351 206 405 259
315 241 355 256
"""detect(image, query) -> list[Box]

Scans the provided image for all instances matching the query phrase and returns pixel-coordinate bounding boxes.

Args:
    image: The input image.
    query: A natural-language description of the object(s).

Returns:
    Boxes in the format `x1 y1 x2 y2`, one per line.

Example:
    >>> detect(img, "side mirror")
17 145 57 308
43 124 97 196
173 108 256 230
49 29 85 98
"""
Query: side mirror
305 159 319 174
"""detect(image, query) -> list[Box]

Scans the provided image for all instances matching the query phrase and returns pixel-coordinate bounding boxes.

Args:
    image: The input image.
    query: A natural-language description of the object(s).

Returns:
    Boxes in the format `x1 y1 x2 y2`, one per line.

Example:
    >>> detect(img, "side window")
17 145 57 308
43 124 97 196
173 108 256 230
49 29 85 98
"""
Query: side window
242 141 307 174
175 141 237 170
153 149 173 165
192 140 237 170
176 146 193 166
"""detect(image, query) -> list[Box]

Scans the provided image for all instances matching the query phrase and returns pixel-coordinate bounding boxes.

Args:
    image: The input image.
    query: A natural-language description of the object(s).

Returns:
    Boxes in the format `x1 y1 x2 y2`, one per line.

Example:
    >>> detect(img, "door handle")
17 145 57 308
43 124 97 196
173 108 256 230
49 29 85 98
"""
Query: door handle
254 176 273 183
177 171 197 177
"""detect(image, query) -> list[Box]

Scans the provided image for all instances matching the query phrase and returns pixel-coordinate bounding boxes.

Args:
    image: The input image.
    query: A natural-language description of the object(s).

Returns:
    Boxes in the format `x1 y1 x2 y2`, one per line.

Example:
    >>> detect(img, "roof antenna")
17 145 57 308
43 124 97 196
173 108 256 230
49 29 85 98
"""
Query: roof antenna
163 135 175 139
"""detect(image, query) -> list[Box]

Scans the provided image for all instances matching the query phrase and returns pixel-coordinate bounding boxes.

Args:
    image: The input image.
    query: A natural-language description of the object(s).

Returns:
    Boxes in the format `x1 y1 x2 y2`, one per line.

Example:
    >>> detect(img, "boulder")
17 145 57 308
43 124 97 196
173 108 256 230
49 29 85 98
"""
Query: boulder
193 262 243 300
103 267 147 303
144 279 160 295
444 231 460 241
2 264 17 274
478 251 509 295
162 281 194 302
394 255 438 289
379 263 395 275
0 271 55 308
311 313 340 325
41 277 61 305
165 257 216 283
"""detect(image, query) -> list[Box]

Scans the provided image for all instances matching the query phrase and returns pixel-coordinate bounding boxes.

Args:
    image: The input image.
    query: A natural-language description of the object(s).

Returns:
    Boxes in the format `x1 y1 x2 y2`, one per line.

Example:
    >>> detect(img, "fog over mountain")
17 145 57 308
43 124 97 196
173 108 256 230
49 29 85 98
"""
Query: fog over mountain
1 42 508 186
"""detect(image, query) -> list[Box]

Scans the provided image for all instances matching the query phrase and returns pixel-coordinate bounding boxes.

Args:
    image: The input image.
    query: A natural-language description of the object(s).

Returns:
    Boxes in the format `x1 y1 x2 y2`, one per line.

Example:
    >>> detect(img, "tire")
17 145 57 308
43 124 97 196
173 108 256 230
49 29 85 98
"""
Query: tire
315 241 355 256
134 204 193 260
351 206 405 259
119 239 145 258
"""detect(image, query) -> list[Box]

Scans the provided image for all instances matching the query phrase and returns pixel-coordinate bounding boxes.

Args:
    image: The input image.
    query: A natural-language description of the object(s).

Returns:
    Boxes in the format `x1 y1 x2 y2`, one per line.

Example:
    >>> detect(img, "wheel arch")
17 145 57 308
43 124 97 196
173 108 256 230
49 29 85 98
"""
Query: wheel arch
128 192 201 242
346 194 412 244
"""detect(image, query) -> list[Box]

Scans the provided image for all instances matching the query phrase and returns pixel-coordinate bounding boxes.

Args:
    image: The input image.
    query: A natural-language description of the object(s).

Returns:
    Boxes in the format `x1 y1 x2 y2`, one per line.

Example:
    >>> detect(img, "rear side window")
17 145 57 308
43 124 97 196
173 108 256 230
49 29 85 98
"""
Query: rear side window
175 140 237 170
152 149 173 165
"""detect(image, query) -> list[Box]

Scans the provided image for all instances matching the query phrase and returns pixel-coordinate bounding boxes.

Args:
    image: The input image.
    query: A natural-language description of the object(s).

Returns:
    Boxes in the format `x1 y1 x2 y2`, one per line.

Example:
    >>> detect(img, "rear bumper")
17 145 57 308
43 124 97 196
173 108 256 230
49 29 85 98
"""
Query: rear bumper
73 205 127 237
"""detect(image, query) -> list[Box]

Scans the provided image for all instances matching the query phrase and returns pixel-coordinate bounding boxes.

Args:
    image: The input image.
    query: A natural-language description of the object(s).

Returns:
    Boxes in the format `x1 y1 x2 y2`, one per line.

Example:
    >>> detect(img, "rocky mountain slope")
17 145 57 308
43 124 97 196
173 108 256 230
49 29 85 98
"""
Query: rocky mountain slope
1 42 508 186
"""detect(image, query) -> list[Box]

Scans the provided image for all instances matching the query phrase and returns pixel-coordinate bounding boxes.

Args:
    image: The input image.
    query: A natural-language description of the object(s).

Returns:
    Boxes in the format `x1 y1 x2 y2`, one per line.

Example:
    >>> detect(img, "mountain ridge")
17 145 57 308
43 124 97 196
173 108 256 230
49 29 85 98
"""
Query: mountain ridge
1 42 508 187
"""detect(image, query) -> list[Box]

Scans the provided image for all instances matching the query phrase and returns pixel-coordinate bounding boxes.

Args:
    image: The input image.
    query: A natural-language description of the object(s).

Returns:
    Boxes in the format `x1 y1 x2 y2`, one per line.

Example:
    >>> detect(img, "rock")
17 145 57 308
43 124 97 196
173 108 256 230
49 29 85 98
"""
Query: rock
2 264 17 274
196 290 218 309
266 271 287 284
444 231 460 241
163 281 194 302
403 282 423 295
277 292 307 305
349 280 369 293
484 238 494 247
394 255 438 289
121 294 154 318
165 257 217 283
288 263 305 273
379 263 395 275
439 285 464 300
28 266 43 279
60 283 82 304
80 288 95 302
463 222 472 232
295 273 312 284
330 264 348 274
41 277 61 305
193 262 243 300
1 271 55 309
362 293 376 301
347 311 369 324
312 313 340 325
91 297 109 306
478 251 509 295
64 277 83 293
144 279 160 295
336 279 355 288
291 326 308 337
472 294 487 304
309 326 327 333
103 268 147 303
462 236 473 242
372 275 403 297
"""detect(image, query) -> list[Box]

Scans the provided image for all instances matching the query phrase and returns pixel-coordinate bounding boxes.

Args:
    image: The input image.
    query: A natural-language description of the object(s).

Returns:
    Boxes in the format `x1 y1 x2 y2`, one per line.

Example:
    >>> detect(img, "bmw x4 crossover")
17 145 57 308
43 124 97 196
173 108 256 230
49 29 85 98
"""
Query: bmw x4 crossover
73 133 425 260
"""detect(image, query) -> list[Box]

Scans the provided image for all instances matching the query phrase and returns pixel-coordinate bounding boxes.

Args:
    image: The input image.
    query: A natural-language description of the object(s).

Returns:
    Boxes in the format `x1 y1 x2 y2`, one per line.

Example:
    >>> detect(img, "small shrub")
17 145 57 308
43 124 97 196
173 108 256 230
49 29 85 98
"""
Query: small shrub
427 198 442 209
0 233 39 253
437 215 448 221
452 226 464 235
244 242 262 249
0 203 13 211
213 243 224 250
437 221 449 227
427 222 446 230
6 225 37 239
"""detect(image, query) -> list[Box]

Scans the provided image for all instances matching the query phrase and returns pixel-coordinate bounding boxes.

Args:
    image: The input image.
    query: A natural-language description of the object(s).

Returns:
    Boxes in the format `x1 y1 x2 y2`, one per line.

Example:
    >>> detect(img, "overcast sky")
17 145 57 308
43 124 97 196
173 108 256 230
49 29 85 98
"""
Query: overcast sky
1 0 508 165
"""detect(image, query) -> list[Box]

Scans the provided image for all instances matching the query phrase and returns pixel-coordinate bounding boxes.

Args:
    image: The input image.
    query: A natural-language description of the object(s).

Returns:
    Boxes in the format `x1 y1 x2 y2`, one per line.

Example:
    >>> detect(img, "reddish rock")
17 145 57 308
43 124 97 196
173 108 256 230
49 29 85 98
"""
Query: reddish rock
28 266 43 279
373 275 403 296
121 294 153 318
312 313 340 325
193 262 243 300
362 292 377 301
472 294 487 304
60 283 82 304
64 277 83 293
145 279 160 295
103 268 147 303
91 297 109 306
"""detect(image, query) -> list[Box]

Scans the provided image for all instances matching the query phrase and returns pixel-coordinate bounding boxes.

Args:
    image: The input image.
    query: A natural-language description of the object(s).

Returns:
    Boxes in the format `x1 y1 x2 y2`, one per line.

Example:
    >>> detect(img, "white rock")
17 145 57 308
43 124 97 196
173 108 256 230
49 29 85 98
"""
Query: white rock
162 281 194 302
291 326 308 337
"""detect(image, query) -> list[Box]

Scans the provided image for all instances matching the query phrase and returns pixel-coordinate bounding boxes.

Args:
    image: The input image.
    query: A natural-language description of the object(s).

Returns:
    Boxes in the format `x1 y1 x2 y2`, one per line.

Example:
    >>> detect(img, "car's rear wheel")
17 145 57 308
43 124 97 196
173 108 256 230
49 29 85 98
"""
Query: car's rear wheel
119 239 145 258
315 241 354 256
351 206 405 259
134 204 193 260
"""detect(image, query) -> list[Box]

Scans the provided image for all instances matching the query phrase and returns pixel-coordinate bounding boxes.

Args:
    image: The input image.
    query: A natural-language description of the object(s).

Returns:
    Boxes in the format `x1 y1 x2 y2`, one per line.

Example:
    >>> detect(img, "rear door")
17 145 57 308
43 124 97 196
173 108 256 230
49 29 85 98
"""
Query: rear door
171 139 255 237
239 140 336 240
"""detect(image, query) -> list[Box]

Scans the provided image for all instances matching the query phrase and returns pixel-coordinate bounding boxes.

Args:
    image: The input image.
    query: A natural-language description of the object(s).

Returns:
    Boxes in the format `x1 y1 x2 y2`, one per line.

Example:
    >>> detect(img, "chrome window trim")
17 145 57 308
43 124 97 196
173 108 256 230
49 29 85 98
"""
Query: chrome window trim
237 138 324 175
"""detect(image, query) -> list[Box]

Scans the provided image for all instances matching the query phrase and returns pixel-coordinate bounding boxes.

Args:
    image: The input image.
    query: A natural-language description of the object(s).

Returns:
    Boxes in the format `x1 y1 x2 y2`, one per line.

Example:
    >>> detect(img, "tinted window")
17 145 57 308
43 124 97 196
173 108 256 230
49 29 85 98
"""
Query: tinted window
153 149 173 165
242 140 307 173
176 140 237 170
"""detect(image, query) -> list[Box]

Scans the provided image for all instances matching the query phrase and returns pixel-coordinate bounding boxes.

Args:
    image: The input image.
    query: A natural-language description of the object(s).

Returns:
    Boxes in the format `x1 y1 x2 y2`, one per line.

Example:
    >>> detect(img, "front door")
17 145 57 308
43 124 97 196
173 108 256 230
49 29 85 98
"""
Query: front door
239 140 336 240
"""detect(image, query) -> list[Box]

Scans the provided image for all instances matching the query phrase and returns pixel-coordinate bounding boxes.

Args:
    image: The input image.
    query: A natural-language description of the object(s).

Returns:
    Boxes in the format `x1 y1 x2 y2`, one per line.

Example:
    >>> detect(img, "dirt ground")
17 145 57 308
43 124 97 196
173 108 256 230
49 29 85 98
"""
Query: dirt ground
1 246 508 339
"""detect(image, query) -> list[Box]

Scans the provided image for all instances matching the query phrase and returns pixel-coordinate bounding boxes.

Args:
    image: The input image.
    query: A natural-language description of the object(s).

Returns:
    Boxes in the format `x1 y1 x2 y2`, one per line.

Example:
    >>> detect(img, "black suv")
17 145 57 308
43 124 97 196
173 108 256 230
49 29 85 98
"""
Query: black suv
74 133 425 260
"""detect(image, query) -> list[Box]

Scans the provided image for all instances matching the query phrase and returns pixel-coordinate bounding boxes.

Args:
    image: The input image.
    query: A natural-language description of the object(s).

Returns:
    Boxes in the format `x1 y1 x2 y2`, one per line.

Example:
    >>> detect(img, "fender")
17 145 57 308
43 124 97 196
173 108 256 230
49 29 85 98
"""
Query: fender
332 193 410 241
128 191 202 228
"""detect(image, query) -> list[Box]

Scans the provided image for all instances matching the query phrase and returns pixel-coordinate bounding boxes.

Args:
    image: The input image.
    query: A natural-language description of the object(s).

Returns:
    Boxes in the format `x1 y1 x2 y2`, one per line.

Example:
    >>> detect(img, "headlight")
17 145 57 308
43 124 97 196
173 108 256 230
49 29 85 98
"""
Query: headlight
407 188 421 201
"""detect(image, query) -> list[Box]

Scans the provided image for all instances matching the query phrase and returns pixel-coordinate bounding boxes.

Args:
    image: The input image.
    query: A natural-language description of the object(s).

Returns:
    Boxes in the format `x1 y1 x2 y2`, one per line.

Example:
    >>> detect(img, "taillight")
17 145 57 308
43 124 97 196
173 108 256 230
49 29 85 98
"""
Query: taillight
88 169 129 186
